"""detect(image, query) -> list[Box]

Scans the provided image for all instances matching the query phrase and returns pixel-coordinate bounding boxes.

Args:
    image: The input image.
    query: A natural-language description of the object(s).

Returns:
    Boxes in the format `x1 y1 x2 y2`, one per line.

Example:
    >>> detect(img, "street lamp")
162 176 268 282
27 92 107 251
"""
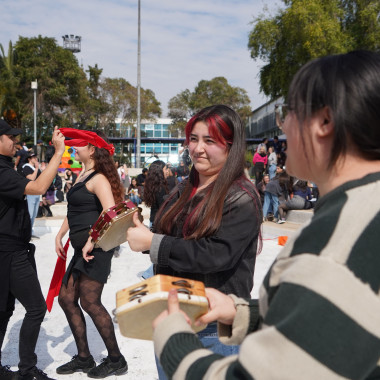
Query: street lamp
31 80 38 146
136 0 141 168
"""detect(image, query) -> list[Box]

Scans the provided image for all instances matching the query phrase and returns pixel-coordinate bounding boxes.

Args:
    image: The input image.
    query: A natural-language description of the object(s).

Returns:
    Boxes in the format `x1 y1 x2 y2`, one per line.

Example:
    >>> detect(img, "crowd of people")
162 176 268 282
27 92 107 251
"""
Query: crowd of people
0 50 379 380
251 136 318 224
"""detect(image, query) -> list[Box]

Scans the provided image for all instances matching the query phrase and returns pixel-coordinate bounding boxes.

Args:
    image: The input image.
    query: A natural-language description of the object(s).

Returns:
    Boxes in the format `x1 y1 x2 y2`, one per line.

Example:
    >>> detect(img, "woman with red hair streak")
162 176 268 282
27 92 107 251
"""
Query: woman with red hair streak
126 105 263 379
54 130 128 378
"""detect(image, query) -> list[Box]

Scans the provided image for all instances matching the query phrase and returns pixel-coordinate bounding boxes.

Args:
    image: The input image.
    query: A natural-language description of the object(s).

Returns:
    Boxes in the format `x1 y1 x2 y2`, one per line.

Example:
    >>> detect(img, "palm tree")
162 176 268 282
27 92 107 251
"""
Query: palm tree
0 41 22 127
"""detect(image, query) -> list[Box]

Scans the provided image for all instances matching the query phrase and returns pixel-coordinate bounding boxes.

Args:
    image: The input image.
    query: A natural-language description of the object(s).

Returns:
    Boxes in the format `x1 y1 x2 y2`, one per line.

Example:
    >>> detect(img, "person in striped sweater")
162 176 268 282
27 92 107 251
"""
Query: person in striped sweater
152 50 380 379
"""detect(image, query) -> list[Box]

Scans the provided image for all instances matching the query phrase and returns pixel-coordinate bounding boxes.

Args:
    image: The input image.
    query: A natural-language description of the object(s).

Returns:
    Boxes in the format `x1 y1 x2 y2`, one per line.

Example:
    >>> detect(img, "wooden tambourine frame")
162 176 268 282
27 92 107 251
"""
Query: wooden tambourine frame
89 200 143 251
115 275 209 340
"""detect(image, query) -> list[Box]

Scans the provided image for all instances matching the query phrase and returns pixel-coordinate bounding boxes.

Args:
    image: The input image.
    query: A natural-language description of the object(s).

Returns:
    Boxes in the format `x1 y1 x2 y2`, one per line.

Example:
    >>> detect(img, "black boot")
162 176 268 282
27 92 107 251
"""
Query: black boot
36 206 44 218
43 205 53 217
17 367 55 380
87 356 128 378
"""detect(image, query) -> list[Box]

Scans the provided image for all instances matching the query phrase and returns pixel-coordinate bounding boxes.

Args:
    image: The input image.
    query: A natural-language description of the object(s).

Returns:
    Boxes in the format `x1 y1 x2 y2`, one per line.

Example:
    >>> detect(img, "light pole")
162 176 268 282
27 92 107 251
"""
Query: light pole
31 80 38 146
136 0 141 168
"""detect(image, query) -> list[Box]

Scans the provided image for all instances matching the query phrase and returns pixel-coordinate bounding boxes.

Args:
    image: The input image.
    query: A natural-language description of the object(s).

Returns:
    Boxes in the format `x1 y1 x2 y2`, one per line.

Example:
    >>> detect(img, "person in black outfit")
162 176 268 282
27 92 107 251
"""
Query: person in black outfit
22 153 42 238
0 121 65 380
136 168 147 186
143 160 168 228
126 105 262 379
55 130 128 378
176 160 189 183
14 143 29 174
164 166 177 192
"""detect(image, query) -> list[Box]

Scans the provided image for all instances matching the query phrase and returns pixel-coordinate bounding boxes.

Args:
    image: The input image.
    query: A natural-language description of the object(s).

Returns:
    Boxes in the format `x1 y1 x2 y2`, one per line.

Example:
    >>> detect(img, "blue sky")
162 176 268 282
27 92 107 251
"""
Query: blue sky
1 0 282 116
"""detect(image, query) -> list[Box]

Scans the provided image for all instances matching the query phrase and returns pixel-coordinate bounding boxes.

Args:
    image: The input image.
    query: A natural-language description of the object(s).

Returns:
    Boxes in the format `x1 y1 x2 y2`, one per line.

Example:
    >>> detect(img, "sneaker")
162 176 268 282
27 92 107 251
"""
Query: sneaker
87 356 128 378
56 355 96 375
277 219 286 224
0 364 16 380
18 367 55 380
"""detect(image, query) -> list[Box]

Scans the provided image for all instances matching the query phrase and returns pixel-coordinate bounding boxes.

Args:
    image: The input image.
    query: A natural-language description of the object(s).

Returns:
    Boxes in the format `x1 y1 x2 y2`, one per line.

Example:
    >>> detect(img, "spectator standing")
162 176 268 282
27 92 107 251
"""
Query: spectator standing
164 166 177 192
267 146 277 179
14 142 29 174
252 146 267 185
272 135 282 154
63 169 77 198
136 168 148 201
22 153 41 239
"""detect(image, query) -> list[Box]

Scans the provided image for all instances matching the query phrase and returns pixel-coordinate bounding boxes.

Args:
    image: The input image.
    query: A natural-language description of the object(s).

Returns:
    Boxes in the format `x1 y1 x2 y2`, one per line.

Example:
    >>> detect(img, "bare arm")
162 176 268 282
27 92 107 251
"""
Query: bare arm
24 127 65 195
55 217 69 259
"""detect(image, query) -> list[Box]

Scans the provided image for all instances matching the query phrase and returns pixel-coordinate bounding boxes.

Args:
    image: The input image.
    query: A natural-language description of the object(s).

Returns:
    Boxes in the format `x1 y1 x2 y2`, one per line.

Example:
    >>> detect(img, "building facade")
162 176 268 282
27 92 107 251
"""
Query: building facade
112 118 184 167
246 98 283 139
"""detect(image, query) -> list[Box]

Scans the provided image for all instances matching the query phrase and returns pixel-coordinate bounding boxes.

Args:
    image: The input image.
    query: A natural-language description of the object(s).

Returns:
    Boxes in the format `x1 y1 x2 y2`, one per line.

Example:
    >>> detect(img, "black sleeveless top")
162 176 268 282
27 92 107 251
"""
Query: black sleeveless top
67 171 102 250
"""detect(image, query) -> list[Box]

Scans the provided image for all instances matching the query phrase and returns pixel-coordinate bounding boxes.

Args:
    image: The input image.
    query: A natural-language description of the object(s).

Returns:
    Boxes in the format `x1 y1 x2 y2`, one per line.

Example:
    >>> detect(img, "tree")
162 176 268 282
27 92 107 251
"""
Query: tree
168 77 252 135
12 35 88 139
99 77 161 136
0 41 22 127
248 0 380 99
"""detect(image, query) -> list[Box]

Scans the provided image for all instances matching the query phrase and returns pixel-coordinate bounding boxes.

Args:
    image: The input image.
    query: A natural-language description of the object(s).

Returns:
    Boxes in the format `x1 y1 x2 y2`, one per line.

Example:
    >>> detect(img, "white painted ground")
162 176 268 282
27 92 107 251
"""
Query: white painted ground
2 223 287 379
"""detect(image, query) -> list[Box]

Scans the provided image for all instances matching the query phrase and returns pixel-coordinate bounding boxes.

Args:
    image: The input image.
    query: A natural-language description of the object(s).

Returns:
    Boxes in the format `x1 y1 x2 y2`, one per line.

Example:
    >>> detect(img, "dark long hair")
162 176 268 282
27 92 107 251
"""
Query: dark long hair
143 160 168 208
155 105 262 241
92 130 124 204
288 50 380 167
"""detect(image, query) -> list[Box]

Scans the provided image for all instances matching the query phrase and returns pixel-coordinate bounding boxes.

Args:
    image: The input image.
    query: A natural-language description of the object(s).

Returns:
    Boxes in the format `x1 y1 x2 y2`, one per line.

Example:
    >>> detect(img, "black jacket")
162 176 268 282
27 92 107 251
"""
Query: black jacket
153 179 262 298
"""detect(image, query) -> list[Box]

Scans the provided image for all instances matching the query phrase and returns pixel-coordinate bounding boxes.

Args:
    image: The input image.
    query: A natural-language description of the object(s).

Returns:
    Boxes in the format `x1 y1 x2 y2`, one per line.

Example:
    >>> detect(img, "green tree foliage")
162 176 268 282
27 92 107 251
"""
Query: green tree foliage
0 41 22 127
168 77 251 135
248 0 380 99
0 35 162 141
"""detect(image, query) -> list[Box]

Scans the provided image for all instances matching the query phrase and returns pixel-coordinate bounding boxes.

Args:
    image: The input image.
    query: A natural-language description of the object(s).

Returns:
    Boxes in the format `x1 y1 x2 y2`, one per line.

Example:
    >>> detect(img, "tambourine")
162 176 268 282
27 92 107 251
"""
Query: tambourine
115 275 209 340
89 200 143 251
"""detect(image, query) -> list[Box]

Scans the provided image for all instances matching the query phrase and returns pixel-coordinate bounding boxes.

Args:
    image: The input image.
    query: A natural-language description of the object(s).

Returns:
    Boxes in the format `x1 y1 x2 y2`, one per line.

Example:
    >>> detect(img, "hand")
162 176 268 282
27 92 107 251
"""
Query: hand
55 236 67 260
195 288 236 326
126 212 153 252
82 238 95 262
153 289 191 329
52 126 65 155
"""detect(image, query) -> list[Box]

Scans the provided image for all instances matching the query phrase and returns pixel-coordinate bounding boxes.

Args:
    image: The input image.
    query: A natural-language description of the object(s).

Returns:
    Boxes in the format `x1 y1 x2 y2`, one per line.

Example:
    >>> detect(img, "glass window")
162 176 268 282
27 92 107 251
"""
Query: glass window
171 145 178 153
140 143 145 154
146 143 153 153
163 144 169 154
154 144 162 154
155 124 162 130
140 124 145 131
146 130 154 138
163 130 169 137
154 130 162 137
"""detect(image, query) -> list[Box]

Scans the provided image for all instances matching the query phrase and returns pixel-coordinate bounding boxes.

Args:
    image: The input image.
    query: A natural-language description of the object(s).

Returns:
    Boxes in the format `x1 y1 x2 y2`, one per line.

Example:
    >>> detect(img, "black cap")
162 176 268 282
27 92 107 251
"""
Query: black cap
27 152 37 159
0 120 23 136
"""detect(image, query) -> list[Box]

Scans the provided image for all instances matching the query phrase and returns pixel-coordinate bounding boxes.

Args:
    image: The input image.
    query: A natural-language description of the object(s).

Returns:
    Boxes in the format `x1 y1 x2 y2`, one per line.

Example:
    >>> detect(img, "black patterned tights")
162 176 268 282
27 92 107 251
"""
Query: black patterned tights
58 273 121 358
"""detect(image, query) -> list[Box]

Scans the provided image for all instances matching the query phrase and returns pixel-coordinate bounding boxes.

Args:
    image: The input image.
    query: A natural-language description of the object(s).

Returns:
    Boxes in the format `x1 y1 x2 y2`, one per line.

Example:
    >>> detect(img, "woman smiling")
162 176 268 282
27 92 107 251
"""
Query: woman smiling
126 105 262 379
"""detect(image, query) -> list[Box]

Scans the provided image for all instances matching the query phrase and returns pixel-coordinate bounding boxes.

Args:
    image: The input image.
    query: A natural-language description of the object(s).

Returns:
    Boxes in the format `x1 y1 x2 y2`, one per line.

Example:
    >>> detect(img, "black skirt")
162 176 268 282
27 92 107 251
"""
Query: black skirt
62 247 114 286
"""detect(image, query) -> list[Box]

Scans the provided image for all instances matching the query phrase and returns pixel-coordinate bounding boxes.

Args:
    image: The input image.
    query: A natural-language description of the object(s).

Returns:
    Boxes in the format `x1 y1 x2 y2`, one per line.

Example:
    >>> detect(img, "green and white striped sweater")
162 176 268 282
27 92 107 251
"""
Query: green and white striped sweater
153 171 380 380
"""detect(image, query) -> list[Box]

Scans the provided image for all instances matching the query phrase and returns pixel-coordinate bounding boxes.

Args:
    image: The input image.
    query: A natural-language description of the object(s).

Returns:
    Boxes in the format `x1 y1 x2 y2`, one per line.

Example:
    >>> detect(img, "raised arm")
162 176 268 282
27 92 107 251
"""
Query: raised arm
25 127 65 195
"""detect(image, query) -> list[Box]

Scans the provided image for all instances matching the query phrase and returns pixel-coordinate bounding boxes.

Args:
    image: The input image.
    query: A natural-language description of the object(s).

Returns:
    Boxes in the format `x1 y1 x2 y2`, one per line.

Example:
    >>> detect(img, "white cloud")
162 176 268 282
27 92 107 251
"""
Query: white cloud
1 0 281 116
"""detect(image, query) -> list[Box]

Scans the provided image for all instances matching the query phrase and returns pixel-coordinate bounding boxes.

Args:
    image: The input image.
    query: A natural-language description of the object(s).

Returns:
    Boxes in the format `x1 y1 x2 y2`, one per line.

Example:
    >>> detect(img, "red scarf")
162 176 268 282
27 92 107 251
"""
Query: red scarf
59 128 115 156
46 238 69 312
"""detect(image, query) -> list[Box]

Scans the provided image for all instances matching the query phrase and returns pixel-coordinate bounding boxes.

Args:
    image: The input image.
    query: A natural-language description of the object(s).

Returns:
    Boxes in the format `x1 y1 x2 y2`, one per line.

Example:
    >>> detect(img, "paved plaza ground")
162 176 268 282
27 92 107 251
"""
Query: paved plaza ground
2 205 301 379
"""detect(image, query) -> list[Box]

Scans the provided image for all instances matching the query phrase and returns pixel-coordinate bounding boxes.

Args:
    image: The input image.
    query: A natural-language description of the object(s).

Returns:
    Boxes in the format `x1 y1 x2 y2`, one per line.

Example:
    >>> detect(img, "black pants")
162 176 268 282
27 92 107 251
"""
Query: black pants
254 162 265 185
0 249 46 374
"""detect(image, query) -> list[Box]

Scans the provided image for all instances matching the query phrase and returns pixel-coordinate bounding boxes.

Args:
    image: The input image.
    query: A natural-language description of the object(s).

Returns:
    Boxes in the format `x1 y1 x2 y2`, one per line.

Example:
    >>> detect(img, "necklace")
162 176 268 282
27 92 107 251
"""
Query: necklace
83 167 94 173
